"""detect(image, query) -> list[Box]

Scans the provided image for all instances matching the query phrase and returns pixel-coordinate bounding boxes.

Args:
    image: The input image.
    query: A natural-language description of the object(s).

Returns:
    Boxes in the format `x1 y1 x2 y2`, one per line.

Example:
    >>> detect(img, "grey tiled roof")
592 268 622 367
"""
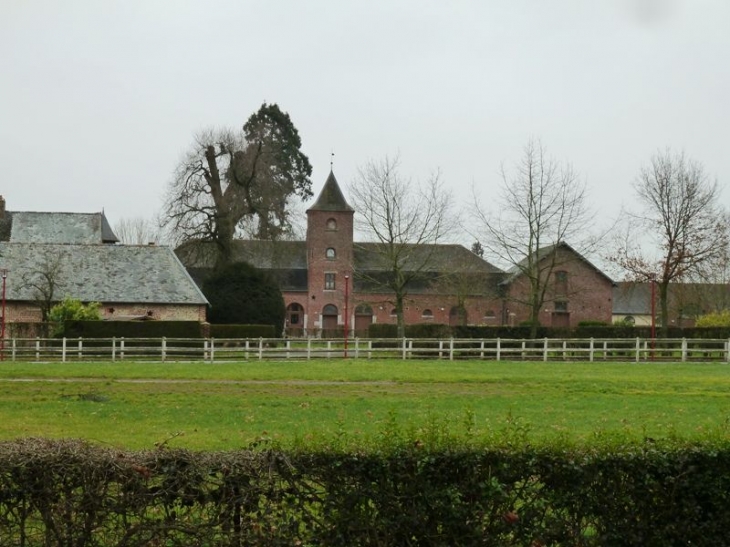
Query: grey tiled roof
502 241 613 285
0 243 207 305
307 171 354 212
6 211 119 244
354 243 503 273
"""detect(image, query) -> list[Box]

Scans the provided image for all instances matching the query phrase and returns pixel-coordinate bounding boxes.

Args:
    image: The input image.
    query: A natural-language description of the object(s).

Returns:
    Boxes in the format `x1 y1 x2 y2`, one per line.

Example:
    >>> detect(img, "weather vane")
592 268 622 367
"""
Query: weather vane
330 150 335 170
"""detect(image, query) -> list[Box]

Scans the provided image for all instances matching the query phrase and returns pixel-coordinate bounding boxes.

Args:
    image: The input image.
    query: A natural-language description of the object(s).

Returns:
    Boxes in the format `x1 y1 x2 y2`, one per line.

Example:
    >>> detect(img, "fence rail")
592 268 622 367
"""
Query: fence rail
0 336 729 362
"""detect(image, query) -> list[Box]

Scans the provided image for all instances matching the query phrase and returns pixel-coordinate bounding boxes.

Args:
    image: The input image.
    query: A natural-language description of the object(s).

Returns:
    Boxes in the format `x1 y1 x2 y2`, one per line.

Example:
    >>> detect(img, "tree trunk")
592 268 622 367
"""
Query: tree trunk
658 281 670 337
395 295 406 339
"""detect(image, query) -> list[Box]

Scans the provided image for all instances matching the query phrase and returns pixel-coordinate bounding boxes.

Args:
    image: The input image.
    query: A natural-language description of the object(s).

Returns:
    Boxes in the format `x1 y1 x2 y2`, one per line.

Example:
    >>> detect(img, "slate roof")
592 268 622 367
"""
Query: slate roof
307 171 354 212
0 242 207 305
613 282 651 315
0 211 119 244
177 240 503 294
501 241 613 285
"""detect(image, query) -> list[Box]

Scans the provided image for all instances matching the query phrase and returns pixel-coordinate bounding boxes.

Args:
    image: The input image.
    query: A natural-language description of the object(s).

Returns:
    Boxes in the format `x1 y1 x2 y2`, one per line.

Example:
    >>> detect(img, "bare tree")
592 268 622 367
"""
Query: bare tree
20 254 64 334
348 156 453 338
472 139 594 338
612 149 728 334
161 103 312 267
114 217 163 245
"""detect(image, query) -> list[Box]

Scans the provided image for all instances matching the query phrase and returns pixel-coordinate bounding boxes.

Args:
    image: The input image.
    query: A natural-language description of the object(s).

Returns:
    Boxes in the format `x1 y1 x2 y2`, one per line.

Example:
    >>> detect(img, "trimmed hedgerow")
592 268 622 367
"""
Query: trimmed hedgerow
1 437 729 546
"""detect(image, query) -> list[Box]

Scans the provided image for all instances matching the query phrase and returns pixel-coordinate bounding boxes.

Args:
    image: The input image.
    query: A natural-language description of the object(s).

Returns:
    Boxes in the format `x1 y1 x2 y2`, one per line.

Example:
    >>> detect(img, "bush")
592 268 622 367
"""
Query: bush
209 324 277 338
202 262 285 331
696 309 730 327
2 438 730 545
49 298 101 336
62 320 204 338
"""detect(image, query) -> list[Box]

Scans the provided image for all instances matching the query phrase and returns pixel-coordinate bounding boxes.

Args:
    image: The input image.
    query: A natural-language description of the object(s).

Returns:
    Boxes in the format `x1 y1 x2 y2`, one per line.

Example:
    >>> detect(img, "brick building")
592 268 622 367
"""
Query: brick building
0 197 207 336
179 172 614 335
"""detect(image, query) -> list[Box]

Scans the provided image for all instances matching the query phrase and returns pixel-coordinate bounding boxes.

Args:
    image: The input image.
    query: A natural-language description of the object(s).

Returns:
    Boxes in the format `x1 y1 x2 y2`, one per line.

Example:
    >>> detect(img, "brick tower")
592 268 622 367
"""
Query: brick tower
305 171 354 334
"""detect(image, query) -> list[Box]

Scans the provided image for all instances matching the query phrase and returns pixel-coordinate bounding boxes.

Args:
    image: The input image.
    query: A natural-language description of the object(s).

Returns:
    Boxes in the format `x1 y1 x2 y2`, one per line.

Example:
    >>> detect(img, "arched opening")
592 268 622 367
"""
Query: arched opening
326 218 337 230
354 303 373 336
421 309 434 320
322 304 339 336
286 303 304 337
449 305 467 327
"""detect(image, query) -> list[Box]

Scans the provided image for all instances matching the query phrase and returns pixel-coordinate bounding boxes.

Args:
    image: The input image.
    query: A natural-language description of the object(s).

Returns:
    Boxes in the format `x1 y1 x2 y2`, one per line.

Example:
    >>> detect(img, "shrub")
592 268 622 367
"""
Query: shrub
202 262 285 331
49 298 101 336
696 309 730 328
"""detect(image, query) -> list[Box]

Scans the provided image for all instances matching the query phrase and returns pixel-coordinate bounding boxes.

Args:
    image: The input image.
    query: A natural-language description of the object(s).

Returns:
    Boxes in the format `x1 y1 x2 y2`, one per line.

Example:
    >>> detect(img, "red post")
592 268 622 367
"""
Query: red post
1 270 6 361
344 274 349 358
650 277 656 361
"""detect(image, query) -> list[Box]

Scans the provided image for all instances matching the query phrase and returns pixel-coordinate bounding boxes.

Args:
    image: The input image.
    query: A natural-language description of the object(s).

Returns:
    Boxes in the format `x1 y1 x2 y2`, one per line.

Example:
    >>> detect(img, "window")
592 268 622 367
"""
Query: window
390 308 398 317
326 218 337 230
554 270 568 295
326 247 336 259
324 273 336 290
554 301 568 312
484 309 496 319
422 309 434 319
287 303 303 326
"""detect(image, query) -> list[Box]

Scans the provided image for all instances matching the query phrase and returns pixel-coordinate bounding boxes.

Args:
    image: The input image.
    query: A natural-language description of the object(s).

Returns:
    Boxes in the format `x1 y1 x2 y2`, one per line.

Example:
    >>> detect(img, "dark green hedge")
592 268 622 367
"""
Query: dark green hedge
371 324 730 339
2 438 730 546
209 324 276 338
62 320 204 338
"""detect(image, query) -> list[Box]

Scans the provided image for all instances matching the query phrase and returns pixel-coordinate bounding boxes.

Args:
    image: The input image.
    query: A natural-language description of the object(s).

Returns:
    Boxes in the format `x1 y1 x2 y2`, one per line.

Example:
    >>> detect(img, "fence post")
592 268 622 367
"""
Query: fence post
496 338 501 361
11 338 15 362
258 337 263 360
368 340 372 359
210 338 215 363
286 339 291 359
681 338 688 362
562 340 567 361
78 338 83 360
635 337 640 363
480 340 485 359
589 338 594 362
307 337 311 360
245 339 250 360
402 338 407 360
603 340 608 361
161 337 166 363
112 337 116 362
203 339 208 361
438 340 444 359
120 338 125 361
449 338 454 361
543 338 548 362
726 338 730 363
35 338 40 361
62 337 67 363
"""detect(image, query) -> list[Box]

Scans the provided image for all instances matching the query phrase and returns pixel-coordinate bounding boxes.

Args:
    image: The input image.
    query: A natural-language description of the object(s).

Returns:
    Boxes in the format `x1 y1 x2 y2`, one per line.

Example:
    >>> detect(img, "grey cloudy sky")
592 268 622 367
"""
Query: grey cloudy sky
1 0 728 244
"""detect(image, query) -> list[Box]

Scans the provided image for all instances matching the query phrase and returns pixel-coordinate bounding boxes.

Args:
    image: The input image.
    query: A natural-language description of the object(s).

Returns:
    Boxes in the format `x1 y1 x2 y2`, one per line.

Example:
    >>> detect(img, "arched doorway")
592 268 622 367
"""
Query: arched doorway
286 303 304 337
354 304 373 336
449 305 467 327
321 304 338 337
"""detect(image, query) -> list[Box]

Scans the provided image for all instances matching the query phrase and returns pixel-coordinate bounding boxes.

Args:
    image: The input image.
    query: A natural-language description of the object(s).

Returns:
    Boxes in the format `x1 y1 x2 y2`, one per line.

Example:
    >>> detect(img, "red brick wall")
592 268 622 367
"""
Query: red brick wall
504 248 613 327
304 207 354 331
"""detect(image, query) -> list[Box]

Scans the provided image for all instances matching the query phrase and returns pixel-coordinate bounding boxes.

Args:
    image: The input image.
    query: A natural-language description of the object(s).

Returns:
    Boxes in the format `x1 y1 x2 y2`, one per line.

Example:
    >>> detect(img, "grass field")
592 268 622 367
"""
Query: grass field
0 359 729 450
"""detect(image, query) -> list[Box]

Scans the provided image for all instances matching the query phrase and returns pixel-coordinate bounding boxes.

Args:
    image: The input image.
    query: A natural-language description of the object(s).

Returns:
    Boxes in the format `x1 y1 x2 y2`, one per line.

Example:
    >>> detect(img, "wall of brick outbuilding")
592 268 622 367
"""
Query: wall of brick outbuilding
503 249 613 327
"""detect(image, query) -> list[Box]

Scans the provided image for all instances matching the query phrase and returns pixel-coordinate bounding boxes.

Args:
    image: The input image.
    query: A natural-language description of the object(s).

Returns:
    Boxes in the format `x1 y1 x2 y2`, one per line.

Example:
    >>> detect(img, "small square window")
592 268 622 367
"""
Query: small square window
324 273 336 290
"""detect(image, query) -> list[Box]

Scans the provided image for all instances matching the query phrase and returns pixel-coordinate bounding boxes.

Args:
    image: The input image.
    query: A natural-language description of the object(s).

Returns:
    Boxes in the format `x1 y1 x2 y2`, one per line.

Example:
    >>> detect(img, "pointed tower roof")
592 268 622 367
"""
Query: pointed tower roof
307 171 354 212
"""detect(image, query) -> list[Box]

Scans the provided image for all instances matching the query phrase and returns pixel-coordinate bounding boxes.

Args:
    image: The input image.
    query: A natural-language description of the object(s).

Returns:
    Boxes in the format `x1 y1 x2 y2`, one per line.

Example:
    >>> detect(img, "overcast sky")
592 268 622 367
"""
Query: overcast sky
2 1 728 249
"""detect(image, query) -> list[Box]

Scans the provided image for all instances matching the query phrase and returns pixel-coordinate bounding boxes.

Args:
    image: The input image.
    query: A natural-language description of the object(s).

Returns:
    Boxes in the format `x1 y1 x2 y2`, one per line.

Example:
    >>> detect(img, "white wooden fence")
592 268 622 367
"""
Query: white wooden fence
0 337 728 362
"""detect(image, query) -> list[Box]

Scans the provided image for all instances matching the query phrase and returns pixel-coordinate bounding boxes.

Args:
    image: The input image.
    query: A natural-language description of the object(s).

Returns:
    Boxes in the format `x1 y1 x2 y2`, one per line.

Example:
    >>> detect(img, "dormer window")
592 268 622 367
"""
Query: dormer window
326 218 337 230
326 247 336 259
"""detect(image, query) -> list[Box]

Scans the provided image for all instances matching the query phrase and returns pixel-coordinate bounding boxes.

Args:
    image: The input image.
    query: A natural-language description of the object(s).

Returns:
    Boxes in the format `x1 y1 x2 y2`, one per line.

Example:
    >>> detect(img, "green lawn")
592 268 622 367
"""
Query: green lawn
0 359 728 450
